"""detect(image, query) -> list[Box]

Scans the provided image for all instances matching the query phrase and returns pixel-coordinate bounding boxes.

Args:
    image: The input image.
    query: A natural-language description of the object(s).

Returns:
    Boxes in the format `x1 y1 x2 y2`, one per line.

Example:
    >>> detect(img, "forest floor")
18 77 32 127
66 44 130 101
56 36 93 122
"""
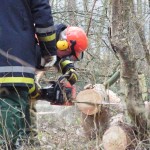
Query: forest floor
31 101 102 150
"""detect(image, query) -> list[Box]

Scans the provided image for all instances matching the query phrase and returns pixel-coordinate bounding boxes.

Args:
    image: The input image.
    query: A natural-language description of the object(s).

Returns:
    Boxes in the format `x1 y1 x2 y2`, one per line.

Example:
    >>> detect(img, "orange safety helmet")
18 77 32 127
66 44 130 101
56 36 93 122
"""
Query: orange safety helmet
66 26 88 53
57 26 88 61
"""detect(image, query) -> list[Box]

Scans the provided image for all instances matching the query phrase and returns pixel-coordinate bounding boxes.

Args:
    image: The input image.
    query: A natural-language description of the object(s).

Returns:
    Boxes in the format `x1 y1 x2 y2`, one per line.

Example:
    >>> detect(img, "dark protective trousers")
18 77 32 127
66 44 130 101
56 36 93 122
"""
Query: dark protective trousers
0 87 30 149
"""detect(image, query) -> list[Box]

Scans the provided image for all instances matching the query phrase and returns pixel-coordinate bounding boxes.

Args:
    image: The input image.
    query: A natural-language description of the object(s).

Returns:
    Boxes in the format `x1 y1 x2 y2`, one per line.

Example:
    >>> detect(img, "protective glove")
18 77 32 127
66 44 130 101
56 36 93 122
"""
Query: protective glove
29 83 41 100
66 69 78 85
41 55 57 68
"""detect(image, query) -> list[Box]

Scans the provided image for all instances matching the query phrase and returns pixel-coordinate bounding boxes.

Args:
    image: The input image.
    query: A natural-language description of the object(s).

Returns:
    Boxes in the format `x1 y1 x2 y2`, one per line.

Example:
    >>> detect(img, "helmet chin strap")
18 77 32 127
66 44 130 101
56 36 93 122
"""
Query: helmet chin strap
69 40 84 61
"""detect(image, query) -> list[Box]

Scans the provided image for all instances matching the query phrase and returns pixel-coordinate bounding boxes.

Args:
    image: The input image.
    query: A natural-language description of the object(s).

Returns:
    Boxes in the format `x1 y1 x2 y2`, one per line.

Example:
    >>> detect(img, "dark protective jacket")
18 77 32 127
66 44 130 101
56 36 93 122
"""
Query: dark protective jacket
0 0 56 87
54 24 75 73
55 24 78 85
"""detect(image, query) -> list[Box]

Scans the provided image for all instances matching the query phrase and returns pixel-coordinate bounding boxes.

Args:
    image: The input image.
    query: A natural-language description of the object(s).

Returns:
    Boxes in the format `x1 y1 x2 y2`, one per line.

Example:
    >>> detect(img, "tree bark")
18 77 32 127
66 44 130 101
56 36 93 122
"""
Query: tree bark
110 0 148 140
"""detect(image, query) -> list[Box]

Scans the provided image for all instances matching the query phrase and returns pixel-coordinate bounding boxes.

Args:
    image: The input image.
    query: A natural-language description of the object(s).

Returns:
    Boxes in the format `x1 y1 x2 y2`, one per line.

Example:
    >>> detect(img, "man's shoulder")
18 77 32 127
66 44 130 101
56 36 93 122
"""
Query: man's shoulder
55 23 67 31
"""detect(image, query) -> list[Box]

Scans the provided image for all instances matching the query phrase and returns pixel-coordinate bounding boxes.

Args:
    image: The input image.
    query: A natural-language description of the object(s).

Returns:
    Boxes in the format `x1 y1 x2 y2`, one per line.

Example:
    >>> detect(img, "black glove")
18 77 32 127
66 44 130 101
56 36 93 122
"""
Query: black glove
29 83 41 99
66 69 78 85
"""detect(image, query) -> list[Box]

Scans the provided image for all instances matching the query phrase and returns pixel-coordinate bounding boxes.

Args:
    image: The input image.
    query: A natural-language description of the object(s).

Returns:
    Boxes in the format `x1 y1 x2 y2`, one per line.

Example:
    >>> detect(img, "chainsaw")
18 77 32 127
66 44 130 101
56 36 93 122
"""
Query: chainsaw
39 75 76 106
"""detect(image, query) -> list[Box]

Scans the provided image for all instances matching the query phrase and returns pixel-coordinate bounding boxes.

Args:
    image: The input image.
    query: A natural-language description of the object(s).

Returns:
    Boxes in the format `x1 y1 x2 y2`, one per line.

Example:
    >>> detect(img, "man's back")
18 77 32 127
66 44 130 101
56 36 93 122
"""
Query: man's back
0 0 36 68
0 0 57 148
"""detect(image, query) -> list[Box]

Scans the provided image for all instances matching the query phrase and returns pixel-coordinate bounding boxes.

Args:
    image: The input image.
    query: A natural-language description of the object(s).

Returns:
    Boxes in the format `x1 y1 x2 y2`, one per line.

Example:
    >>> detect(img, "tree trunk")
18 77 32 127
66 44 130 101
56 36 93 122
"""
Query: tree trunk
110 0 148 140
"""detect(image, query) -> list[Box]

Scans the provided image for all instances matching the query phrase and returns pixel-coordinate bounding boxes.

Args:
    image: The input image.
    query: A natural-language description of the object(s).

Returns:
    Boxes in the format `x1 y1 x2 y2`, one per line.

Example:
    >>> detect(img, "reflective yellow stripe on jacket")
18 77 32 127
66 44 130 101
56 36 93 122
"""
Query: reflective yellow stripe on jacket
0 77 34 84
38 33 56 42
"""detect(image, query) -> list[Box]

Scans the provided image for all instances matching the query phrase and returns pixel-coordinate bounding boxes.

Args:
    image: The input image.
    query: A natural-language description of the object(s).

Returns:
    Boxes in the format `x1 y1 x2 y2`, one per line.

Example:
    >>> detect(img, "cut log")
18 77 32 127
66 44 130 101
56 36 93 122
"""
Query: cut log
81 106 110 139
102 114 137 150
77 84 124 139
77 84 138 149
76 89 103 115
103 126 129 150
76 84 123 116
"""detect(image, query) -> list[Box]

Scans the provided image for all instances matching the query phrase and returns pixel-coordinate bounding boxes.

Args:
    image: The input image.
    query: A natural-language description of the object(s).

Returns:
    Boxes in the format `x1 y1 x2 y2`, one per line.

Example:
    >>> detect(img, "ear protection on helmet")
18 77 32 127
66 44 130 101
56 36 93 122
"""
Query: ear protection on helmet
56 40 69 51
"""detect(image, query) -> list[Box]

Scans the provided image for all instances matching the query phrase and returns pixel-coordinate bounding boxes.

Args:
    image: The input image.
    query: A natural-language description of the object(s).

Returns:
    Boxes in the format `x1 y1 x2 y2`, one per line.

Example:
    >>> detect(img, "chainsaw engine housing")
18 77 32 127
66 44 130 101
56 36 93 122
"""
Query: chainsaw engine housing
40 81 76 105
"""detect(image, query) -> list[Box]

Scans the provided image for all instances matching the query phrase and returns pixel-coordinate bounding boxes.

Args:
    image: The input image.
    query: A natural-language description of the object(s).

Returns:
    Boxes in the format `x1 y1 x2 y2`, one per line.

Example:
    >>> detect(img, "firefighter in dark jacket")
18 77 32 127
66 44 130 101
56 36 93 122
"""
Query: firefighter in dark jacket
29 23 88 145
0 0 56 149
54 23 88 83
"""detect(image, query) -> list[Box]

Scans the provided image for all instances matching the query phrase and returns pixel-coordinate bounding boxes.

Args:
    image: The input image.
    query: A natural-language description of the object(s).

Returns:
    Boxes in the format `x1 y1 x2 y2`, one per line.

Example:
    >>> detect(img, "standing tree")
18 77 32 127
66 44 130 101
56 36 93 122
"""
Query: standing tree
110 0 149 141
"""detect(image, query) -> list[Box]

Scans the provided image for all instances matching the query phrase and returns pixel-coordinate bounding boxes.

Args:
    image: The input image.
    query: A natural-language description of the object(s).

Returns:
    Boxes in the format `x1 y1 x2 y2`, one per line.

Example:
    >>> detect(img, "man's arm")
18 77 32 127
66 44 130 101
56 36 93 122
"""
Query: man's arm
30 0 57 60
59 58 78 85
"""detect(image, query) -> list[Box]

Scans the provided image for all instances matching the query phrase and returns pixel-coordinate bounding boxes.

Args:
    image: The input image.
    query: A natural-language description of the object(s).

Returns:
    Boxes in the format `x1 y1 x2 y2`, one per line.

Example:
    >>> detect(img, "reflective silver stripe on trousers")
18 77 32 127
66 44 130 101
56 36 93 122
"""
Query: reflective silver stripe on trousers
0 66 35 74
36 26 55 34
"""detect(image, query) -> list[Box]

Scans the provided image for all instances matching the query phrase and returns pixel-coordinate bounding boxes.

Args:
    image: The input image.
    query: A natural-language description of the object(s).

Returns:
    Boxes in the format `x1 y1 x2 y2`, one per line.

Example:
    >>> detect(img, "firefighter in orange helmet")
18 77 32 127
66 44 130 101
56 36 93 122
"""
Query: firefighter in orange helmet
29 24 88 146
54 24 88 84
